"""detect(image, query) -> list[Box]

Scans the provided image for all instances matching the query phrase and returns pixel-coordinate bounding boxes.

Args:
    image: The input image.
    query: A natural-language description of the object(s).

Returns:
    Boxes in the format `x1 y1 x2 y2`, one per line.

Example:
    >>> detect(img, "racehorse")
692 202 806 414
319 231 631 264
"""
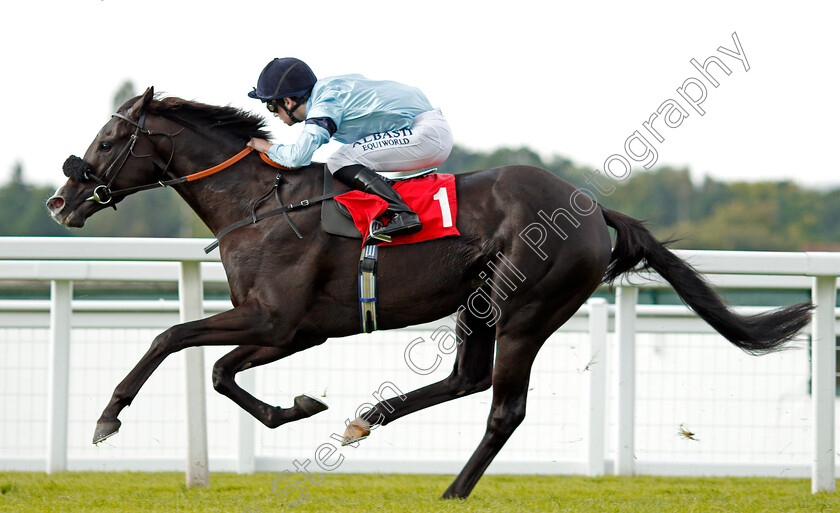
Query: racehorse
46 87 813 500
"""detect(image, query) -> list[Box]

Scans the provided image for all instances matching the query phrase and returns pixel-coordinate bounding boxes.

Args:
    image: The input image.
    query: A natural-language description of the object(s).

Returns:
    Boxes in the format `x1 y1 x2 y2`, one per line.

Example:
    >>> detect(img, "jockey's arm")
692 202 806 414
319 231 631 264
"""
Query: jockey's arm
249 123 331 168
246 138 273 153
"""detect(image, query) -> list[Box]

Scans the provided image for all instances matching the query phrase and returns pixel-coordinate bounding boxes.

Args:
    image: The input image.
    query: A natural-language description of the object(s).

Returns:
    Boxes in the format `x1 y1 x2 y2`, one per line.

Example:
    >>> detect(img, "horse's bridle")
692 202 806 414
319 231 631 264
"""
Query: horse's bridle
65 111 265 206
63 108 340 253
78 112 177 205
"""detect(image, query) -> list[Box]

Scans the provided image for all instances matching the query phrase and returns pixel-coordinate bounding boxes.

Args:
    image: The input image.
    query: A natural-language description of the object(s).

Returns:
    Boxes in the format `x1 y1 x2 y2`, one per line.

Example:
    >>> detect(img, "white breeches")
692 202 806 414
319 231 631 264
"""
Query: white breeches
326 109 453 174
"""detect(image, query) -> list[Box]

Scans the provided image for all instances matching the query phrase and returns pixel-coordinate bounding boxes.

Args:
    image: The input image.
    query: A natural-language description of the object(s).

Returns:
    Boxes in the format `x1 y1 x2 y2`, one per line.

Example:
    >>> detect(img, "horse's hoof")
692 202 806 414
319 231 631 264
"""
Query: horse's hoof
441 492 466 500
92 418 121 444
294 394 328 417
341 417 371 446
441 486 468 500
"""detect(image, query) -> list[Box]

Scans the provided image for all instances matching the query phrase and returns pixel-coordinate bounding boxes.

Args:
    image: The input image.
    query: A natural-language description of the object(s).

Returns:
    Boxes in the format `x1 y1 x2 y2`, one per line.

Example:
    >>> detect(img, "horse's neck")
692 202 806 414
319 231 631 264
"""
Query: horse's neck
169 150 322 236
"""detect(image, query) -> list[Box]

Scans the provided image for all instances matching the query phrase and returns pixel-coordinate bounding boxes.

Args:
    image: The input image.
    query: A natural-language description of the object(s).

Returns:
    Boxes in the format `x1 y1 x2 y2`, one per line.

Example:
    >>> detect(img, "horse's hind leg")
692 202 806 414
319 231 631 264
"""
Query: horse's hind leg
212 344 328 428
442 336 540 499
440 261 604 499
342 308 495 443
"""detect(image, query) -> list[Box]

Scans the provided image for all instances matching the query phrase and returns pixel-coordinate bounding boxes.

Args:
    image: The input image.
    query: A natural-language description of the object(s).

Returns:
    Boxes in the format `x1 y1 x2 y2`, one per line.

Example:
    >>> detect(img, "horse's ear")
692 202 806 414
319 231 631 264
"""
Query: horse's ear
126 86 155 122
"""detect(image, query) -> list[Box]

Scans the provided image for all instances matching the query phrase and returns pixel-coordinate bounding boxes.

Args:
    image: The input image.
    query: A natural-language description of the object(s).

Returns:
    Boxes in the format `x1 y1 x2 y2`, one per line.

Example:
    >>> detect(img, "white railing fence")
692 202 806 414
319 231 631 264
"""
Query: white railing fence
0 238 837 494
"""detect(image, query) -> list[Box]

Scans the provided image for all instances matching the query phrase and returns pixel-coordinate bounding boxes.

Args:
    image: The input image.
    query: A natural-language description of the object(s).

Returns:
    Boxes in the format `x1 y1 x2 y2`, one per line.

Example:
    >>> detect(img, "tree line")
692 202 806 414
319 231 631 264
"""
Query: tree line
3 146 839 252
442 146 840 251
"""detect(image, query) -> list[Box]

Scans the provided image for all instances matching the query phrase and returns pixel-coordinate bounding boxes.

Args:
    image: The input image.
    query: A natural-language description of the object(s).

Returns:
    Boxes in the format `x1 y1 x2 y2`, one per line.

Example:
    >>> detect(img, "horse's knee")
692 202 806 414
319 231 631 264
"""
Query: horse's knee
148 328 178 356
211 361 232 393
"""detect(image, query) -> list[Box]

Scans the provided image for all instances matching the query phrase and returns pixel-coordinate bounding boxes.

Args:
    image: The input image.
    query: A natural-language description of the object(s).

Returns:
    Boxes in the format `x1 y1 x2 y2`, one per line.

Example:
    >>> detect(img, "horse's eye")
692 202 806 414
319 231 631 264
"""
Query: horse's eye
99 141 112 152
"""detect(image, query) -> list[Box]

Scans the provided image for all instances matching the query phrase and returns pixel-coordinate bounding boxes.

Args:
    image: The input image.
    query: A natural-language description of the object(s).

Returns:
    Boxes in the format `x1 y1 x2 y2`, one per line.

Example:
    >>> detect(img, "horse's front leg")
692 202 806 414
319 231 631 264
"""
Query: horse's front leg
93 304 282 443
211 344 328 428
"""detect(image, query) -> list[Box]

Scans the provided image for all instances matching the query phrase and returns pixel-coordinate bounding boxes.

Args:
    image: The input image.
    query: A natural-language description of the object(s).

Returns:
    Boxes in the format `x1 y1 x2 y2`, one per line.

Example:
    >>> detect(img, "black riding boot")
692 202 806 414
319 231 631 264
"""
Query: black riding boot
333 165 422 244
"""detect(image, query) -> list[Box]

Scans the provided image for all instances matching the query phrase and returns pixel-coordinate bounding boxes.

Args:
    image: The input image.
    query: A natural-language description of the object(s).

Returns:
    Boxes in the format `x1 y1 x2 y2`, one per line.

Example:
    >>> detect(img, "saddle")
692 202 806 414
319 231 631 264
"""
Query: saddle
320 165 437 239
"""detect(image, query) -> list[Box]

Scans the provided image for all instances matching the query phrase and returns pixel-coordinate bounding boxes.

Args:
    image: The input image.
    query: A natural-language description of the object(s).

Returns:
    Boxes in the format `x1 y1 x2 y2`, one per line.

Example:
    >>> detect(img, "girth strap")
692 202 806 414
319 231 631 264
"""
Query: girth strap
358 224 381 333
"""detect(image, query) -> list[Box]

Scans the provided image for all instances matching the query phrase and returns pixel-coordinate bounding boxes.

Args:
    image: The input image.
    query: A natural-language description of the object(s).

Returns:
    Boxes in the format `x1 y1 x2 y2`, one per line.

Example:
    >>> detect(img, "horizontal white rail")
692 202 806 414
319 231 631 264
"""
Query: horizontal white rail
1 261 835 296
675 250 840 276
0 237 837 272
0 237 220 261
4 301 839 335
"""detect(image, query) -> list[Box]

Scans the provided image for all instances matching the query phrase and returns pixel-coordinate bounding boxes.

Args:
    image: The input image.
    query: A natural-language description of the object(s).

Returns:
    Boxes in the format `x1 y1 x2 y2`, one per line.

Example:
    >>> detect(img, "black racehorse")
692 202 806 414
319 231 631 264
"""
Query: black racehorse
47 87 812 499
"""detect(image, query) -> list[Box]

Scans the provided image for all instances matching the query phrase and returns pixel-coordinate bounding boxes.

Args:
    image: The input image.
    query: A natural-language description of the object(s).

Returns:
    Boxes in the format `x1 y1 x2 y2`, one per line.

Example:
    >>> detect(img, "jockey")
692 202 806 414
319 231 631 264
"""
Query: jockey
247 57 453 244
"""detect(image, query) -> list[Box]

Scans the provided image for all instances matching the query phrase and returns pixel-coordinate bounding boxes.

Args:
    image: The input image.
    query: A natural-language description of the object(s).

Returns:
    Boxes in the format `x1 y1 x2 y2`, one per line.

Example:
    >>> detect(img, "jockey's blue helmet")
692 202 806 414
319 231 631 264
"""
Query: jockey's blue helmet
248 58 317 100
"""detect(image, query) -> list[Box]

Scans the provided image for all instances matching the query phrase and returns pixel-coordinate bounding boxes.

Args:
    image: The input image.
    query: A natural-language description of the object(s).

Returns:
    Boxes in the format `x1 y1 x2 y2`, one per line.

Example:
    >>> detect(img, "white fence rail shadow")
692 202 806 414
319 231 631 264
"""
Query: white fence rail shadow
0 238 837 493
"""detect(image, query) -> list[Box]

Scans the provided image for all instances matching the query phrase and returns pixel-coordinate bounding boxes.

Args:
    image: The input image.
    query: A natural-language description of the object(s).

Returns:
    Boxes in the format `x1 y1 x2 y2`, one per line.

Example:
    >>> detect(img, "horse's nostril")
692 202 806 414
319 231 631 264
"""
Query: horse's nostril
48 196 65 212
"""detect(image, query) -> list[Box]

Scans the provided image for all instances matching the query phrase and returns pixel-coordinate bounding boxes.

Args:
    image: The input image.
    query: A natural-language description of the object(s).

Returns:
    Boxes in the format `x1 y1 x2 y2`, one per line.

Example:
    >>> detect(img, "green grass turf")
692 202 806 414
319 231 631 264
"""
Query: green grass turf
0 472 838 512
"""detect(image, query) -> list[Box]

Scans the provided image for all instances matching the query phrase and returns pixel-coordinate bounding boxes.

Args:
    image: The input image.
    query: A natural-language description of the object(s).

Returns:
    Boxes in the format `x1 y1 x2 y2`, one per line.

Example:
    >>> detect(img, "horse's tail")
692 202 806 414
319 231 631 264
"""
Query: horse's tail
600 207 813 355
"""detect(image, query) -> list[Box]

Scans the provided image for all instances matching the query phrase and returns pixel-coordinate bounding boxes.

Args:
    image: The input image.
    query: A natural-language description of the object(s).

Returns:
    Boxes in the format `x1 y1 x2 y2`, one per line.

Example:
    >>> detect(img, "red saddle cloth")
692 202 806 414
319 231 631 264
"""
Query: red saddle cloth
334 173 459 245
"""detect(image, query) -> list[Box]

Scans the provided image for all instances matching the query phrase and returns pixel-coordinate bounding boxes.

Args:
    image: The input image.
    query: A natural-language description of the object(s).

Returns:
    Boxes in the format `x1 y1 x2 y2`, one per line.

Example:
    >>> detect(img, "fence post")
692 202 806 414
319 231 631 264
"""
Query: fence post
180 261 209 488
615 286 638 476
237 370 256 474
586 298 608 476
811 276 836 493
47 280 72 474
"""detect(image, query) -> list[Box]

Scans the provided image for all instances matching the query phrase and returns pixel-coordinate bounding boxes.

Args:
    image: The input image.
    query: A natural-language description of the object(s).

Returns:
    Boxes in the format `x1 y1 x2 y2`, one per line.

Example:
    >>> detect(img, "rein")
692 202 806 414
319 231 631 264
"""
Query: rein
96 146 280 201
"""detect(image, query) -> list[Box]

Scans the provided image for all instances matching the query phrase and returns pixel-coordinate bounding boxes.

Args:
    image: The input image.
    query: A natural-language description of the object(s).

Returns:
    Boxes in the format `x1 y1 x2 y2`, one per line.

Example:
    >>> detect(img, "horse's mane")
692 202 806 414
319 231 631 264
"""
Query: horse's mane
121 94 272 143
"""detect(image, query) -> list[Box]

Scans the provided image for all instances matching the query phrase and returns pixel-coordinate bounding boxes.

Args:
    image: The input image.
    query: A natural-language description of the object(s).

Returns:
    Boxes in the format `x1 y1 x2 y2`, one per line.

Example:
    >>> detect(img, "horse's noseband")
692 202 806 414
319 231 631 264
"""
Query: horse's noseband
62 155 95 182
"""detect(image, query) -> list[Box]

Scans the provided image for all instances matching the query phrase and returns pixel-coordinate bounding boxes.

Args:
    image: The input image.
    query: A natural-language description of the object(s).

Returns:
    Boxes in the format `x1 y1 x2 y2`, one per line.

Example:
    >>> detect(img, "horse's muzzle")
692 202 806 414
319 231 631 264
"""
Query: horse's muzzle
47 189 97 228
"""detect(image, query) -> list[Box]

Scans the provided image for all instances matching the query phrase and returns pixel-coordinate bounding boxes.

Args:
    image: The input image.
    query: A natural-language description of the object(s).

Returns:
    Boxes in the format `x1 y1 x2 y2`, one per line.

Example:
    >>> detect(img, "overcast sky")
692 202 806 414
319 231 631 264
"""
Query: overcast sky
3 1 838 188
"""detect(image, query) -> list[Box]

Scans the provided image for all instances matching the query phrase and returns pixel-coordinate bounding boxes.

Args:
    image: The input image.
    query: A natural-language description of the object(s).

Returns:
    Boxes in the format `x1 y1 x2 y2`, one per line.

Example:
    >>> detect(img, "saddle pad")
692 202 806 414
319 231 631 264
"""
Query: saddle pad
335 173 459 246
320 165 440 239
320 165 361 238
